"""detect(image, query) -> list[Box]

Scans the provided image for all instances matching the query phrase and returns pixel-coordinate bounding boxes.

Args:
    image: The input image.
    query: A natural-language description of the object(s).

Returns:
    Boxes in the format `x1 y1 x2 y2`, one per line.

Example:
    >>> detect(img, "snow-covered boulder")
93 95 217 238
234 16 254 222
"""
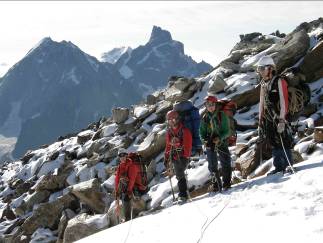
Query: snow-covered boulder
70 179 106 214
62 213 109 243
112 107 129 124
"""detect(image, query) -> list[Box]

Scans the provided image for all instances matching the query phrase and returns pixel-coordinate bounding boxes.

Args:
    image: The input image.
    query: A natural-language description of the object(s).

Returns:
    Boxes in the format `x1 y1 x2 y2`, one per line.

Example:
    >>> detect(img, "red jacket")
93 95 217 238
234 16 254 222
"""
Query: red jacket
115 158 146 195
165 123 192 161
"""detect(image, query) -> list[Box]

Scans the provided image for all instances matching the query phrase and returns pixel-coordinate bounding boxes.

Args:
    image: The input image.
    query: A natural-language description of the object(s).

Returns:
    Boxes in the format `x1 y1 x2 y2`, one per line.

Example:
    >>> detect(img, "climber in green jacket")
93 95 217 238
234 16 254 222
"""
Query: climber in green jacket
199 95 232 192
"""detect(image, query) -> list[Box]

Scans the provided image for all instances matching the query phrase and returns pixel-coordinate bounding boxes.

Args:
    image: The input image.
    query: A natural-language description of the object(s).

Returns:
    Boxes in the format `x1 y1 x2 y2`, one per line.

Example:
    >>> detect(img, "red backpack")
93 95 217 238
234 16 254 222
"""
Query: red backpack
127 152 148 188
217 99 237 146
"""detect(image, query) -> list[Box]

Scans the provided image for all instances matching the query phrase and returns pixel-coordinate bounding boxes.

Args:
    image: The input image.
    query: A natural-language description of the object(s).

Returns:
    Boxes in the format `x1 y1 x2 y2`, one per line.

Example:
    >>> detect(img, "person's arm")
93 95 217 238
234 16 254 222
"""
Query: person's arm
182 128 192 158
199 118 208 144
219 112 230 142
164 132 171 160
278 78 289 120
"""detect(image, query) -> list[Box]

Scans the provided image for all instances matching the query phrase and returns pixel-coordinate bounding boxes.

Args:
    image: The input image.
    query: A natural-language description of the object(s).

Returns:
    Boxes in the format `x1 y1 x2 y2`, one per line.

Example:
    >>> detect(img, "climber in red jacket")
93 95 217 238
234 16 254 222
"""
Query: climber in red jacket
164 110 192 202
115 148 146 221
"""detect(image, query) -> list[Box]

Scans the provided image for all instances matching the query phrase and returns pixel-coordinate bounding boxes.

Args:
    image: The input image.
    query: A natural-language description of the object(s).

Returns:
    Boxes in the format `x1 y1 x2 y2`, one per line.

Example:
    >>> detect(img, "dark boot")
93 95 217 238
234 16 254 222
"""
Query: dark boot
178 178 188 198
211 172 222 192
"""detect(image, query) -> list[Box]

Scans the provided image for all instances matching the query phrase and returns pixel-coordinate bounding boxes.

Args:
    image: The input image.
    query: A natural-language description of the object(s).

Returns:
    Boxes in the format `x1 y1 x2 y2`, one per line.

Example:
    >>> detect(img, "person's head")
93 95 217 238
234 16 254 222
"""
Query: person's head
118 148 128 162
166 110 180 128
204 95 218 112
257 56 276 80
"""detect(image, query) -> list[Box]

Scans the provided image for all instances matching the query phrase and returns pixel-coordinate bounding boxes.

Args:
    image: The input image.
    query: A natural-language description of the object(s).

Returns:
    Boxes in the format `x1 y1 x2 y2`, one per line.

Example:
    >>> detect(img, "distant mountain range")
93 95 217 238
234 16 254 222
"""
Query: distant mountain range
0 26 212 159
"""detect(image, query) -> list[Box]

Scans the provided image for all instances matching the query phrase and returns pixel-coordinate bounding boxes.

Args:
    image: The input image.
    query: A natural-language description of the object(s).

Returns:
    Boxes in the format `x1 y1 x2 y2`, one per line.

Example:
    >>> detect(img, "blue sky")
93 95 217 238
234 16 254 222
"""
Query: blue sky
0 1 322 76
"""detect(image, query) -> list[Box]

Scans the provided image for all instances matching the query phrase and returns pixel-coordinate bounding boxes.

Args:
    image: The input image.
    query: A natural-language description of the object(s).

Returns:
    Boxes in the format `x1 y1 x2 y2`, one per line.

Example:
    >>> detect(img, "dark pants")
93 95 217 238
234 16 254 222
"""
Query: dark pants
172 157 189 198
206 145 232 187
272 148 292 172
121 187 146 221
264 119 294 171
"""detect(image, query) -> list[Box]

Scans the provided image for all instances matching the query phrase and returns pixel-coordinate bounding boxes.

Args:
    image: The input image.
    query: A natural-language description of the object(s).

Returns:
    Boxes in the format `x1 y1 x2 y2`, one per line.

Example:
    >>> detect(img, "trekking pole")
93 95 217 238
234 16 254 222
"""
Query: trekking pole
279 134 296 174
167 150 176 201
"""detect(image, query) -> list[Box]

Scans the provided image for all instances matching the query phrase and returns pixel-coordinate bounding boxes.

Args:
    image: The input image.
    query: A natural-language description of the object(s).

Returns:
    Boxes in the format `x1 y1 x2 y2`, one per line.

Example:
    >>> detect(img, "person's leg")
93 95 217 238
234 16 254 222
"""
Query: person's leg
272 148 285 172
122 195 132 221
218 145 232 189
206 147 221 191
173 159 188 198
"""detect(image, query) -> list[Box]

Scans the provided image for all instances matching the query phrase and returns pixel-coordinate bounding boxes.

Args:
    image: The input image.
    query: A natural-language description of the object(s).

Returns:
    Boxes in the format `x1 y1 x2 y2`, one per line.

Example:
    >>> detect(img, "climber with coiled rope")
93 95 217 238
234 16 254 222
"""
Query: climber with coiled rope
257 56 294 175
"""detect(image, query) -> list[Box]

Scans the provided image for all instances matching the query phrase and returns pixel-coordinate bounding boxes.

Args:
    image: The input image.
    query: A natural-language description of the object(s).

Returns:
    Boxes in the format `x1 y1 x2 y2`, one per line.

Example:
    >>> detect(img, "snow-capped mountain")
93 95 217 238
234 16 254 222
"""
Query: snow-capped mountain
0 37 141 159
101 47 132 64
0 27 212 161
114 26 212 94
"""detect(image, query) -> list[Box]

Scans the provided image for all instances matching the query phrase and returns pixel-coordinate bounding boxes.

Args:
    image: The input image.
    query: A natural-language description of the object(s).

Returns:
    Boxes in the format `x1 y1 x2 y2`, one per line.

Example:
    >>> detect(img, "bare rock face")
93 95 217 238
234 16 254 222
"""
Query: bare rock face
208 75 227 94
62 213 109 243
269 29 310 73
77 130 94 145
231 85 261 109
164 77 200 102
112 107 129 124
137 126 167 161
15 190 51 216
21 194 76 235
299 41 323 83
70 179 106 214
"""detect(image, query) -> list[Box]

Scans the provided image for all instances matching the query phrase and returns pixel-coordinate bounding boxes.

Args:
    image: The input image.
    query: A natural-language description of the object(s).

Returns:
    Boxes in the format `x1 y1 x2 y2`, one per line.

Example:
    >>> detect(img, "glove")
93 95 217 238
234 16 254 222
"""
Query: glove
203 141 210 149
277 121 285 133
212 136 220 146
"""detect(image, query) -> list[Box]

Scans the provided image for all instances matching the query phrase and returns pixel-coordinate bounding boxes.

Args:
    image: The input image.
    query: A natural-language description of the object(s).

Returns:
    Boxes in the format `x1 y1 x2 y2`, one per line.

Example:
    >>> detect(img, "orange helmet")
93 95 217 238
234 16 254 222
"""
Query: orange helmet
204 95 218 103
166 110 179 120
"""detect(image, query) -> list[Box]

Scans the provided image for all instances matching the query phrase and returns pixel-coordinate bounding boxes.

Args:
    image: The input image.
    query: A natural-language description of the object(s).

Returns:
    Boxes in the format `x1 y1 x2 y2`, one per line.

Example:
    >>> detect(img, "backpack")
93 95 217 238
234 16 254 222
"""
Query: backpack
216 99 237 146
277 68 311 121
173 100 202 152
127 152 148 188
202 99 237 146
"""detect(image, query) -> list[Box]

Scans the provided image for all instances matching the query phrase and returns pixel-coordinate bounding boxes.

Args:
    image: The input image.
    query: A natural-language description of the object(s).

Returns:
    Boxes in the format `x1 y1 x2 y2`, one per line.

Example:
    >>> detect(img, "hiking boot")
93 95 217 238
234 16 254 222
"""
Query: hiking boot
178 196 188 204
283 166 296 174
223 183 231 191
267 168 284 176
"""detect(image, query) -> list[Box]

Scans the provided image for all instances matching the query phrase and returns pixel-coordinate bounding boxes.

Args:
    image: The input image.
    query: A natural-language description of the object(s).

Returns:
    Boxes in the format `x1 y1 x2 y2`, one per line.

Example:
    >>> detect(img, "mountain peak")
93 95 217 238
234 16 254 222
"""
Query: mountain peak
148 26 172 45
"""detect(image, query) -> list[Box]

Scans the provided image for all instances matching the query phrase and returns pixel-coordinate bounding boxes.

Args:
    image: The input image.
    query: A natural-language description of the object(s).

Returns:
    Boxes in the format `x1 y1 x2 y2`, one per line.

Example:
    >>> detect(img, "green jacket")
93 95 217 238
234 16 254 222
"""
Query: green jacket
199 110 230 145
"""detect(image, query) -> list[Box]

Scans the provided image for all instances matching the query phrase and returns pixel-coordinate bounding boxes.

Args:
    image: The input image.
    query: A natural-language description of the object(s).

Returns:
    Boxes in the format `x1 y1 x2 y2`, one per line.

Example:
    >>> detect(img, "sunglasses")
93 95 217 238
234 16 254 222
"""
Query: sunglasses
118 153 127 158
205 102 216 107
257 65 271 72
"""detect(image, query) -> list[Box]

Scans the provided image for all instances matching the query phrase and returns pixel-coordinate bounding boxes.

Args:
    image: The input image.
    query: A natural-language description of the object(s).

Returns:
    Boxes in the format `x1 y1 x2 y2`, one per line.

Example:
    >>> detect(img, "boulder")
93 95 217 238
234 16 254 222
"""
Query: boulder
299 41 323 83
112 108 129 124
77 130 94 145
231 85 260 109
235 144 249 157
208 75 227 94
269 29 310 73
137 126 167 161
147 94 159 105
314 127 323 143
235 143 271 178
0 204 16 221
63 213 109 243
15 190 51 216
21 194 76 235
57 209 76 242
70 179 106 214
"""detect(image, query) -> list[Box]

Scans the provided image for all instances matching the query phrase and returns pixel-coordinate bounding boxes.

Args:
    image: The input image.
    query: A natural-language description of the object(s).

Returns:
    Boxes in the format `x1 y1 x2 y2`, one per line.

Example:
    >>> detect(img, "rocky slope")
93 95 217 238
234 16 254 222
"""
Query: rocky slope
0 18 322 243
